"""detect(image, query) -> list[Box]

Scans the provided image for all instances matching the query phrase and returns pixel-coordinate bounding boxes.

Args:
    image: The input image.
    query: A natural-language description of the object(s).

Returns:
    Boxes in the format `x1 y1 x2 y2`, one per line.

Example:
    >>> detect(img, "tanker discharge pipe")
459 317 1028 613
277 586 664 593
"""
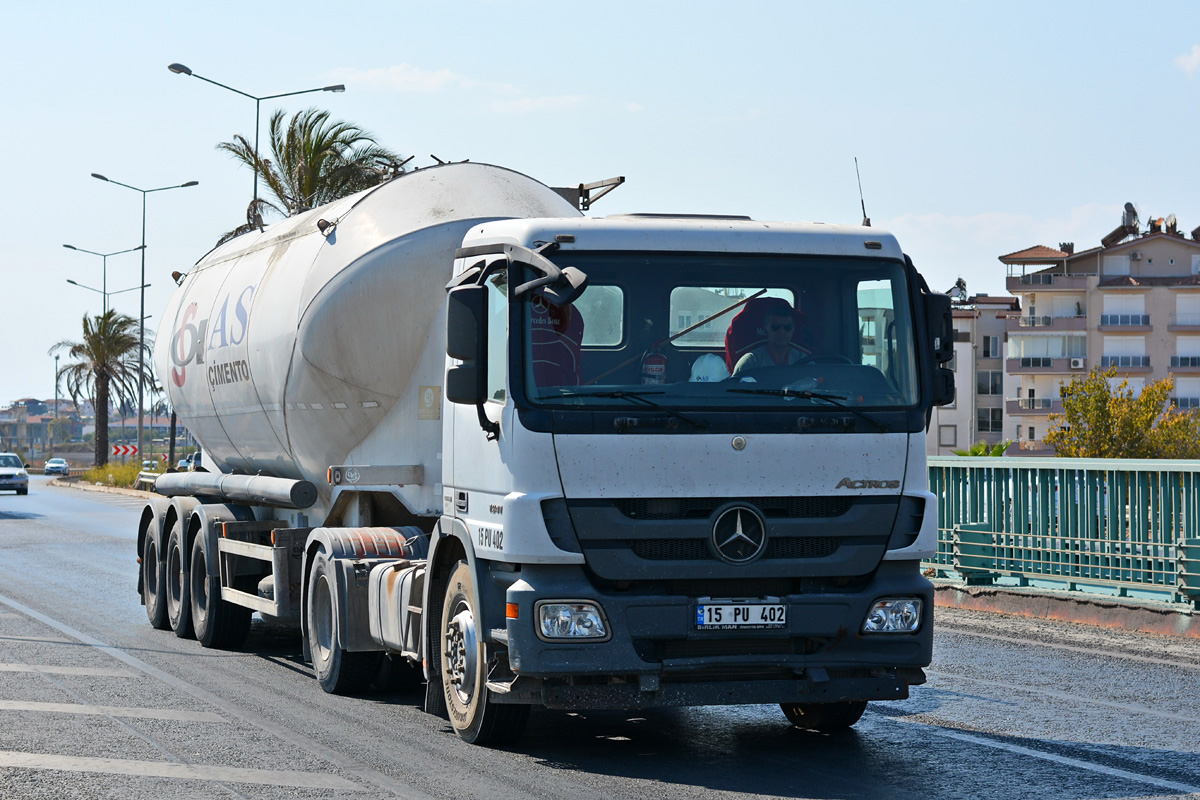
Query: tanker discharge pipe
154 472 318 509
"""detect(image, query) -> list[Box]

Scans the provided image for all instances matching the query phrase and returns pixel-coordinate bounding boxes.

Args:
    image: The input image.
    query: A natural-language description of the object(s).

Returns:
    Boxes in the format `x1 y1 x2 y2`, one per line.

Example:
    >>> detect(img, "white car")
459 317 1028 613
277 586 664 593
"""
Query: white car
0 453 29 495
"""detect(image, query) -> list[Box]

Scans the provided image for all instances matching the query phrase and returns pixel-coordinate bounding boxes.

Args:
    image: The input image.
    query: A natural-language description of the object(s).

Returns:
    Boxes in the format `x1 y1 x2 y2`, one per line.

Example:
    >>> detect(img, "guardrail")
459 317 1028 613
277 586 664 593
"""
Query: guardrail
134 471 159 491
926 457 1200 608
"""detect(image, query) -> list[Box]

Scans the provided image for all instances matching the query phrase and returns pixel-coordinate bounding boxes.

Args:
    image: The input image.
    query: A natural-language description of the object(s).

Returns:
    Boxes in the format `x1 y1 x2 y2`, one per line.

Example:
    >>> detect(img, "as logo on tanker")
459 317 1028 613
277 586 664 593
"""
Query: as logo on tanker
171 285 256 388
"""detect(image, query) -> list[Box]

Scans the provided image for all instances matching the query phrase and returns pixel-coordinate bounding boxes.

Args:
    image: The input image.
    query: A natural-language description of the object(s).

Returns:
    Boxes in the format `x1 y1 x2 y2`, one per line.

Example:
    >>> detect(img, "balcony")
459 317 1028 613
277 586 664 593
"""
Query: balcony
1172 396 1200 409
1098 313 1151 331
1100 355 1152 372
1006 357 1087 374
1005 314 1086 333
1006 274 1089 293
1168 313 1200 331
1169 356 1200 374
1006 397 1062 416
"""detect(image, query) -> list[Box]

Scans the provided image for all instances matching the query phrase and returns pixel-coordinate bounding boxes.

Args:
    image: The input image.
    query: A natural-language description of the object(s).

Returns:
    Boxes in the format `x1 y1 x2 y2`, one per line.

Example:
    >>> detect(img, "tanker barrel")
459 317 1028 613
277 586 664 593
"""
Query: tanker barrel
155 472 318 509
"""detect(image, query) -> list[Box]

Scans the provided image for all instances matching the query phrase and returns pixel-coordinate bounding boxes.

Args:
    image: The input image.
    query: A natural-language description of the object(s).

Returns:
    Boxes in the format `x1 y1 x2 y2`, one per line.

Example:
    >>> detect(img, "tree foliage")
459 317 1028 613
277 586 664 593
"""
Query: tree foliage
1044 366 1200 458
952 440 1012 457
217 107 405 241
50 311 153 467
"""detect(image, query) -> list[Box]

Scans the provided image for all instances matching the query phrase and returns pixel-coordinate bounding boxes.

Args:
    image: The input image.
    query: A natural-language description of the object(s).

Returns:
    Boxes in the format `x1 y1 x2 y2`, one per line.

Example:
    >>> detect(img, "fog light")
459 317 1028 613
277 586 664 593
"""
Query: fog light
537 602 608 640
862 598 922 633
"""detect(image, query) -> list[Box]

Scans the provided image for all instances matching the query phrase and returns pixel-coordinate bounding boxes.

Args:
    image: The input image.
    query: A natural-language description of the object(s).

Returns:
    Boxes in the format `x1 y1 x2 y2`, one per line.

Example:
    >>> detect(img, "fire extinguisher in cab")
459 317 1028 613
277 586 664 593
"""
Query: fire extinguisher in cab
640 347 667 384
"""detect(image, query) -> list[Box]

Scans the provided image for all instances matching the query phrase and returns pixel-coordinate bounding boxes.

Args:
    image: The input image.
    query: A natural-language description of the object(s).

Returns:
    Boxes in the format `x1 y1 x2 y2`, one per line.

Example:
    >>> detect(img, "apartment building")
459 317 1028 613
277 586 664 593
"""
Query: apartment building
926 289 1020 455
1001 210 1200 454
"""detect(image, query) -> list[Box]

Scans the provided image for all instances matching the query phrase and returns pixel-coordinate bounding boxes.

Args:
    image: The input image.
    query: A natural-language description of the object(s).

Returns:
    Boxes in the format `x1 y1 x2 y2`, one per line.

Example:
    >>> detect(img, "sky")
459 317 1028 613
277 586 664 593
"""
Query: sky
4 1 1200 406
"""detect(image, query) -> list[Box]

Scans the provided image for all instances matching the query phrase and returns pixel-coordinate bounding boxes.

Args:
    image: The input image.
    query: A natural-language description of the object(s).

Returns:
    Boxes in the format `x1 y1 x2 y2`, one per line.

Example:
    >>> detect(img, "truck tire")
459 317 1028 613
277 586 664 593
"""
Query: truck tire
306 548 378 694
165 519 195 639
440 560 529 745
189 531 251 649
781 700 868 732
142 529 169 630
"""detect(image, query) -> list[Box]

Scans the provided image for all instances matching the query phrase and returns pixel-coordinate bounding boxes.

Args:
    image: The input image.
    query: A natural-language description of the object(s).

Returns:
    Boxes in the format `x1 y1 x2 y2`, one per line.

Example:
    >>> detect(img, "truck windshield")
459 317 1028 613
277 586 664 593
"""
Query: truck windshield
518 252 920 410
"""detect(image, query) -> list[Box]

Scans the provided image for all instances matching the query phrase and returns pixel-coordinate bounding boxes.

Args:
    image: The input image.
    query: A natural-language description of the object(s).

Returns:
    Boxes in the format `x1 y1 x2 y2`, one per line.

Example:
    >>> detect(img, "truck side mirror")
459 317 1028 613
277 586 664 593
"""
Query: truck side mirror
924 293 954 363
445 285 487 405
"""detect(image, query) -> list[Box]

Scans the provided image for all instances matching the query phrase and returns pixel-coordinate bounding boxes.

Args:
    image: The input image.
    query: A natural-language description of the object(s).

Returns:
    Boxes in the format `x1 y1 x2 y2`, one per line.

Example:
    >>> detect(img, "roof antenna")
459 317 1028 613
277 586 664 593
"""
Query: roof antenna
855 157 870 227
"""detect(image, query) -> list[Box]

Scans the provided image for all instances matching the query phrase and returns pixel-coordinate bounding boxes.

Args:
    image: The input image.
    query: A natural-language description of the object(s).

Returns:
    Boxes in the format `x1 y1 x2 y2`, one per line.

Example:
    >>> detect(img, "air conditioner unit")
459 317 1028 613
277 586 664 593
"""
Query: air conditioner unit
1070 358 1085 369
1130 251 1142 260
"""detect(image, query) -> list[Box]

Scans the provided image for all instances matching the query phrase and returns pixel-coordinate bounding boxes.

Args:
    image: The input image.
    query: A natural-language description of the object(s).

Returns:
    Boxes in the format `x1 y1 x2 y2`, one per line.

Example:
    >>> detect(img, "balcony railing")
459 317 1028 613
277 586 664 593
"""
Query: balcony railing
1017 397 1052 410
1019 357 1054 368
1173 396 1200 408
1018 274 1056 285
1099 313 1150 326
1170 313 1200 327
1170 356 1200 368
1101 355 1151 367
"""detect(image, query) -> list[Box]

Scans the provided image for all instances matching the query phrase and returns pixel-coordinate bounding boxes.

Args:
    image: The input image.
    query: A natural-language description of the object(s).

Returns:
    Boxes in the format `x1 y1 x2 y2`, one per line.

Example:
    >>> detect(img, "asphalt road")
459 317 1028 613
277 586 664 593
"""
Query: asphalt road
1 476 1198 800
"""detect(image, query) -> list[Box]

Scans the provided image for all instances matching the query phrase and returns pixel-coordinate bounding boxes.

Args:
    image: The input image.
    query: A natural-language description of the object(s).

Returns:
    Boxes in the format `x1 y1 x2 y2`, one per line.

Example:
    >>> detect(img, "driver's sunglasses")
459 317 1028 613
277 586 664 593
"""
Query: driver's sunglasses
769 323 793 332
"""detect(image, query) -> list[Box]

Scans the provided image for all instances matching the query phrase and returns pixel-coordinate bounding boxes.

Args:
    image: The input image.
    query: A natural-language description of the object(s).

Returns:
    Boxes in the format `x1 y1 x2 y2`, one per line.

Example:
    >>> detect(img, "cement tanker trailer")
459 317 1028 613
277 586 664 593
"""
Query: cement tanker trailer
137 161 956 746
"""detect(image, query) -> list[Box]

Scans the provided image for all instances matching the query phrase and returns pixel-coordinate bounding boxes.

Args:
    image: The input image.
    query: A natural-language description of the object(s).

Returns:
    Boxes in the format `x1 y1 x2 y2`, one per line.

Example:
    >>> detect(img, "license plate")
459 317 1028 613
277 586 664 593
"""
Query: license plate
695 601 787 630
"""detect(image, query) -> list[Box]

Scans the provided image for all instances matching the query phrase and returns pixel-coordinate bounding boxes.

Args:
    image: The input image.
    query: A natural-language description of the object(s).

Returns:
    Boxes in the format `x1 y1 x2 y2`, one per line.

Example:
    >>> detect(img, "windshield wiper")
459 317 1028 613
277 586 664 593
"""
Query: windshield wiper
553 389 708 430
727 387 886 431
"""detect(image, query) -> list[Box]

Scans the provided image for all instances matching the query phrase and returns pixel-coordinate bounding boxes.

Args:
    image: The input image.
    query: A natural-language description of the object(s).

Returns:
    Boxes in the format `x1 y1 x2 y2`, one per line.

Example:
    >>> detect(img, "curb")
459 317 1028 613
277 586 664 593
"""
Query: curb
51 479 156 499
934 581 1200 639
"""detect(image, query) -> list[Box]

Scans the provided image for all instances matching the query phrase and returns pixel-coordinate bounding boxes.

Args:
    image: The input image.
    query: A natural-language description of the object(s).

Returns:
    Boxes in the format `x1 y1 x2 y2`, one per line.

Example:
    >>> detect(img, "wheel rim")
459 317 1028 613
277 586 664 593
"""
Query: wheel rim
444 602 478 707
190 546 208 617
168 537 183 608
144 540 159 597
313 573 334 663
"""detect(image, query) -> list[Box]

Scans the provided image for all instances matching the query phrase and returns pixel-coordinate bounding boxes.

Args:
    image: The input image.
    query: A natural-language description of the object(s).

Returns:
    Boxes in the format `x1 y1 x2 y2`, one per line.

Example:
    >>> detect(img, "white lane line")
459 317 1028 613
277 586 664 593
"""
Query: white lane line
0 700 224 722
925 669 1195 723
0 751 359 790
881 713 1200 795
937 624 1200 671
0 663 136 677
0 591 430 799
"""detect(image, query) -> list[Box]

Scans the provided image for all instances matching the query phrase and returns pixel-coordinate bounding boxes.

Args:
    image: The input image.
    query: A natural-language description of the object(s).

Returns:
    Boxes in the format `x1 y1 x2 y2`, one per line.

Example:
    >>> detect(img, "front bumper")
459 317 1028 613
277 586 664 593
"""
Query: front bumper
497 560 931 709
0 477 28 491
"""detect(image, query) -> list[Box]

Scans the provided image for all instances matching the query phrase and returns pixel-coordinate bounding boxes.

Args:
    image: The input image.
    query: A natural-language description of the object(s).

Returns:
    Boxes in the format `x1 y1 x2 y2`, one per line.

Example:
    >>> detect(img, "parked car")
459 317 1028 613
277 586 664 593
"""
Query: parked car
44 458 70 476
0 453 29 495
176 458 190 471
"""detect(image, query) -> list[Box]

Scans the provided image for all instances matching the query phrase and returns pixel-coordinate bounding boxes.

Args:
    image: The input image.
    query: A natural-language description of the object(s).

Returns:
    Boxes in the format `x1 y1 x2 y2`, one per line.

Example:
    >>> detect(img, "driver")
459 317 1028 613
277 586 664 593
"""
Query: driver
732 307 809 375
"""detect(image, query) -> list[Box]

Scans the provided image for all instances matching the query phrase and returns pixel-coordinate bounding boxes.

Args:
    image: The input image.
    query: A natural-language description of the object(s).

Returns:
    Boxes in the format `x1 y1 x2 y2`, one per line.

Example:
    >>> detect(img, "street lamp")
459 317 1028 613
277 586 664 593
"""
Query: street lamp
53 354 59 451
63 243 145 314
167 63 345 206
65 279 151 306
90 172 197 465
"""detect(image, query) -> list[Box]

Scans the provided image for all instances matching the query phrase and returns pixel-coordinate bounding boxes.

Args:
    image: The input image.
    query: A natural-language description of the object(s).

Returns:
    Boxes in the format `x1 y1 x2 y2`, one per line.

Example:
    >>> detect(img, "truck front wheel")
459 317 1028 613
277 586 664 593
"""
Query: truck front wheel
440 560 529 745
165 519 194 639
190 531 251 649
306 548 378 694
781 700 868 732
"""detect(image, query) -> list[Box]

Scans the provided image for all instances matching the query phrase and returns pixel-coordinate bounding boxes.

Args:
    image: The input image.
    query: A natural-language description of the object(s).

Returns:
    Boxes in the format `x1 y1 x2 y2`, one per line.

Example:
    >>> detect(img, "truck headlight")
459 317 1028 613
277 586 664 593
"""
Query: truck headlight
536 601 609 641
862 598 922 633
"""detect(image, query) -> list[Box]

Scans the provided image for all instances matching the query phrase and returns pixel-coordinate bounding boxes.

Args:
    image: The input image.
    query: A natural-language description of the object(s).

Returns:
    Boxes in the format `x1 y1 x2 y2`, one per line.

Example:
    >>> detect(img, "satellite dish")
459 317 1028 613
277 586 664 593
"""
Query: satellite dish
1123 202 1139 230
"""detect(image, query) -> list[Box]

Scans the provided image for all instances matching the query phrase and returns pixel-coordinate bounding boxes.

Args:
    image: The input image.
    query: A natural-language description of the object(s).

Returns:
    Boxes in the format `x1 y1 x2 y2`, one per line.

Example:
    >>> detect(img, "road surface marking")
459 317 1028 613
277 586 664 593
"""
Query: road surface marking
0 700 224 722
0 751 359 790
925 669 1195 723
0 591 431 799
0 663 136 677
881 713 1200 795
938 624 1200 671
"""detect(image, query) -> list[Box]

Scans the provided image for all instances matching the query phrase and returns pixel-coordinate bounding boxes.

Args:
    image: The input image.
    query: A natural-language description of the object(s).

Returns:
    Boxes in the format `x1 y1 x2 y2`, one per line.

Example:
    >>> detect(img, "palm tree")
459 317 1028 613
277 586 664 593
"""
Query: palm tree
51 311 153 467
217 107 405 237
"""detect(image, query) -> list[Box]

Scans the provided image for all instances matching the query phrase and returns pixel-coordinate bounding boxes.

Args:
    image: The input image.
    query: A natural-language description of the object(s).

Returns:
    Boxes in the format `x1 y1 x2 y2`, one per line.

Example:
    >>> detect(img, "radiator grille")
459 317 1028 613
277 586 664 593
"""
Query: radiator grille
614 496 852 520
628 536 840 561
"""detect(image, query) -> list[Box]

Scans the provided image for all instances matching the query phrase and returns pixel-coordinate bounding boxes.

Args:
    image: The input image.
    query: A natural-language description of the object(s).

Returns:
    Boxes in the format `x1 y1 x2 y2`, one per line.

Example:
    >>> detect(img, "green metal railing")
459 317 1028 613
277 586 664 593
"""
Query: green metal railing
927 457 1200 607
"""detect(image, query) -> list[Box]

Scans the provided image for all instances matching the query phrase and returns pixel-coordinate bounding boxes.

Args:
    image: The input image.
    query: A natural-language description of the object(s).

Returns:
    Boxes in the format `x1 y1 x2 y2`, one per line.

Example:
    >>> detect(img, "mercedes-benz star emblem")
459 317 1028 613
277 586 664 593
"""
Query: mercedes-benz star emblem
711 504 767 564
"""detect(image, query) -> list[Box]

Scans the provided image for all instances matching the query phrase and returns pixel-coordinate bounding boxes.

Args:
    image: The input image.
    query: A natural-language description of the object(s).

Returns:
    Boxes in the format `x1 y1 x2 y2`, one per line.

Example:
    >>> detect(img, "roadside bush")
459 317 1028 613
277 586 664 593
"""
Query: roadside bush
81 462 142 488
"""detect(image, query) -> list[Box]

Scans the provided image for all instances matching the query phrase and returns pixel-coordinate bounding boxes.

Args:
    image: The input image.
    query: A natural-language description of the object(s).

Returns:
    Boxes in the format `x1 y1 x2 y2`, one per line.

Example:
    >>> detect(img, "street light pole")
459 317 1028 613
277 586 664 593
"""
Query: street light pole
53 354 59 451
167 63 345 207
63 244 144 315
90 173 197 466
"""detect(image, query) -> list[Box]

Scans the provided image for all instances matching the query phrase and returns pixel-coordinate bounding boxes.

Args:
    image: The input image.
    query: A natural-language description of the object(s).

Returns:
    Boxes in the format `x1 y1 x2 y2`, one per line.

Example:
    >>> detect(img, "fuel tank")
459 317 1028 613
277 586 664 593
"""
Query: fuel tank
155 163 580 517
